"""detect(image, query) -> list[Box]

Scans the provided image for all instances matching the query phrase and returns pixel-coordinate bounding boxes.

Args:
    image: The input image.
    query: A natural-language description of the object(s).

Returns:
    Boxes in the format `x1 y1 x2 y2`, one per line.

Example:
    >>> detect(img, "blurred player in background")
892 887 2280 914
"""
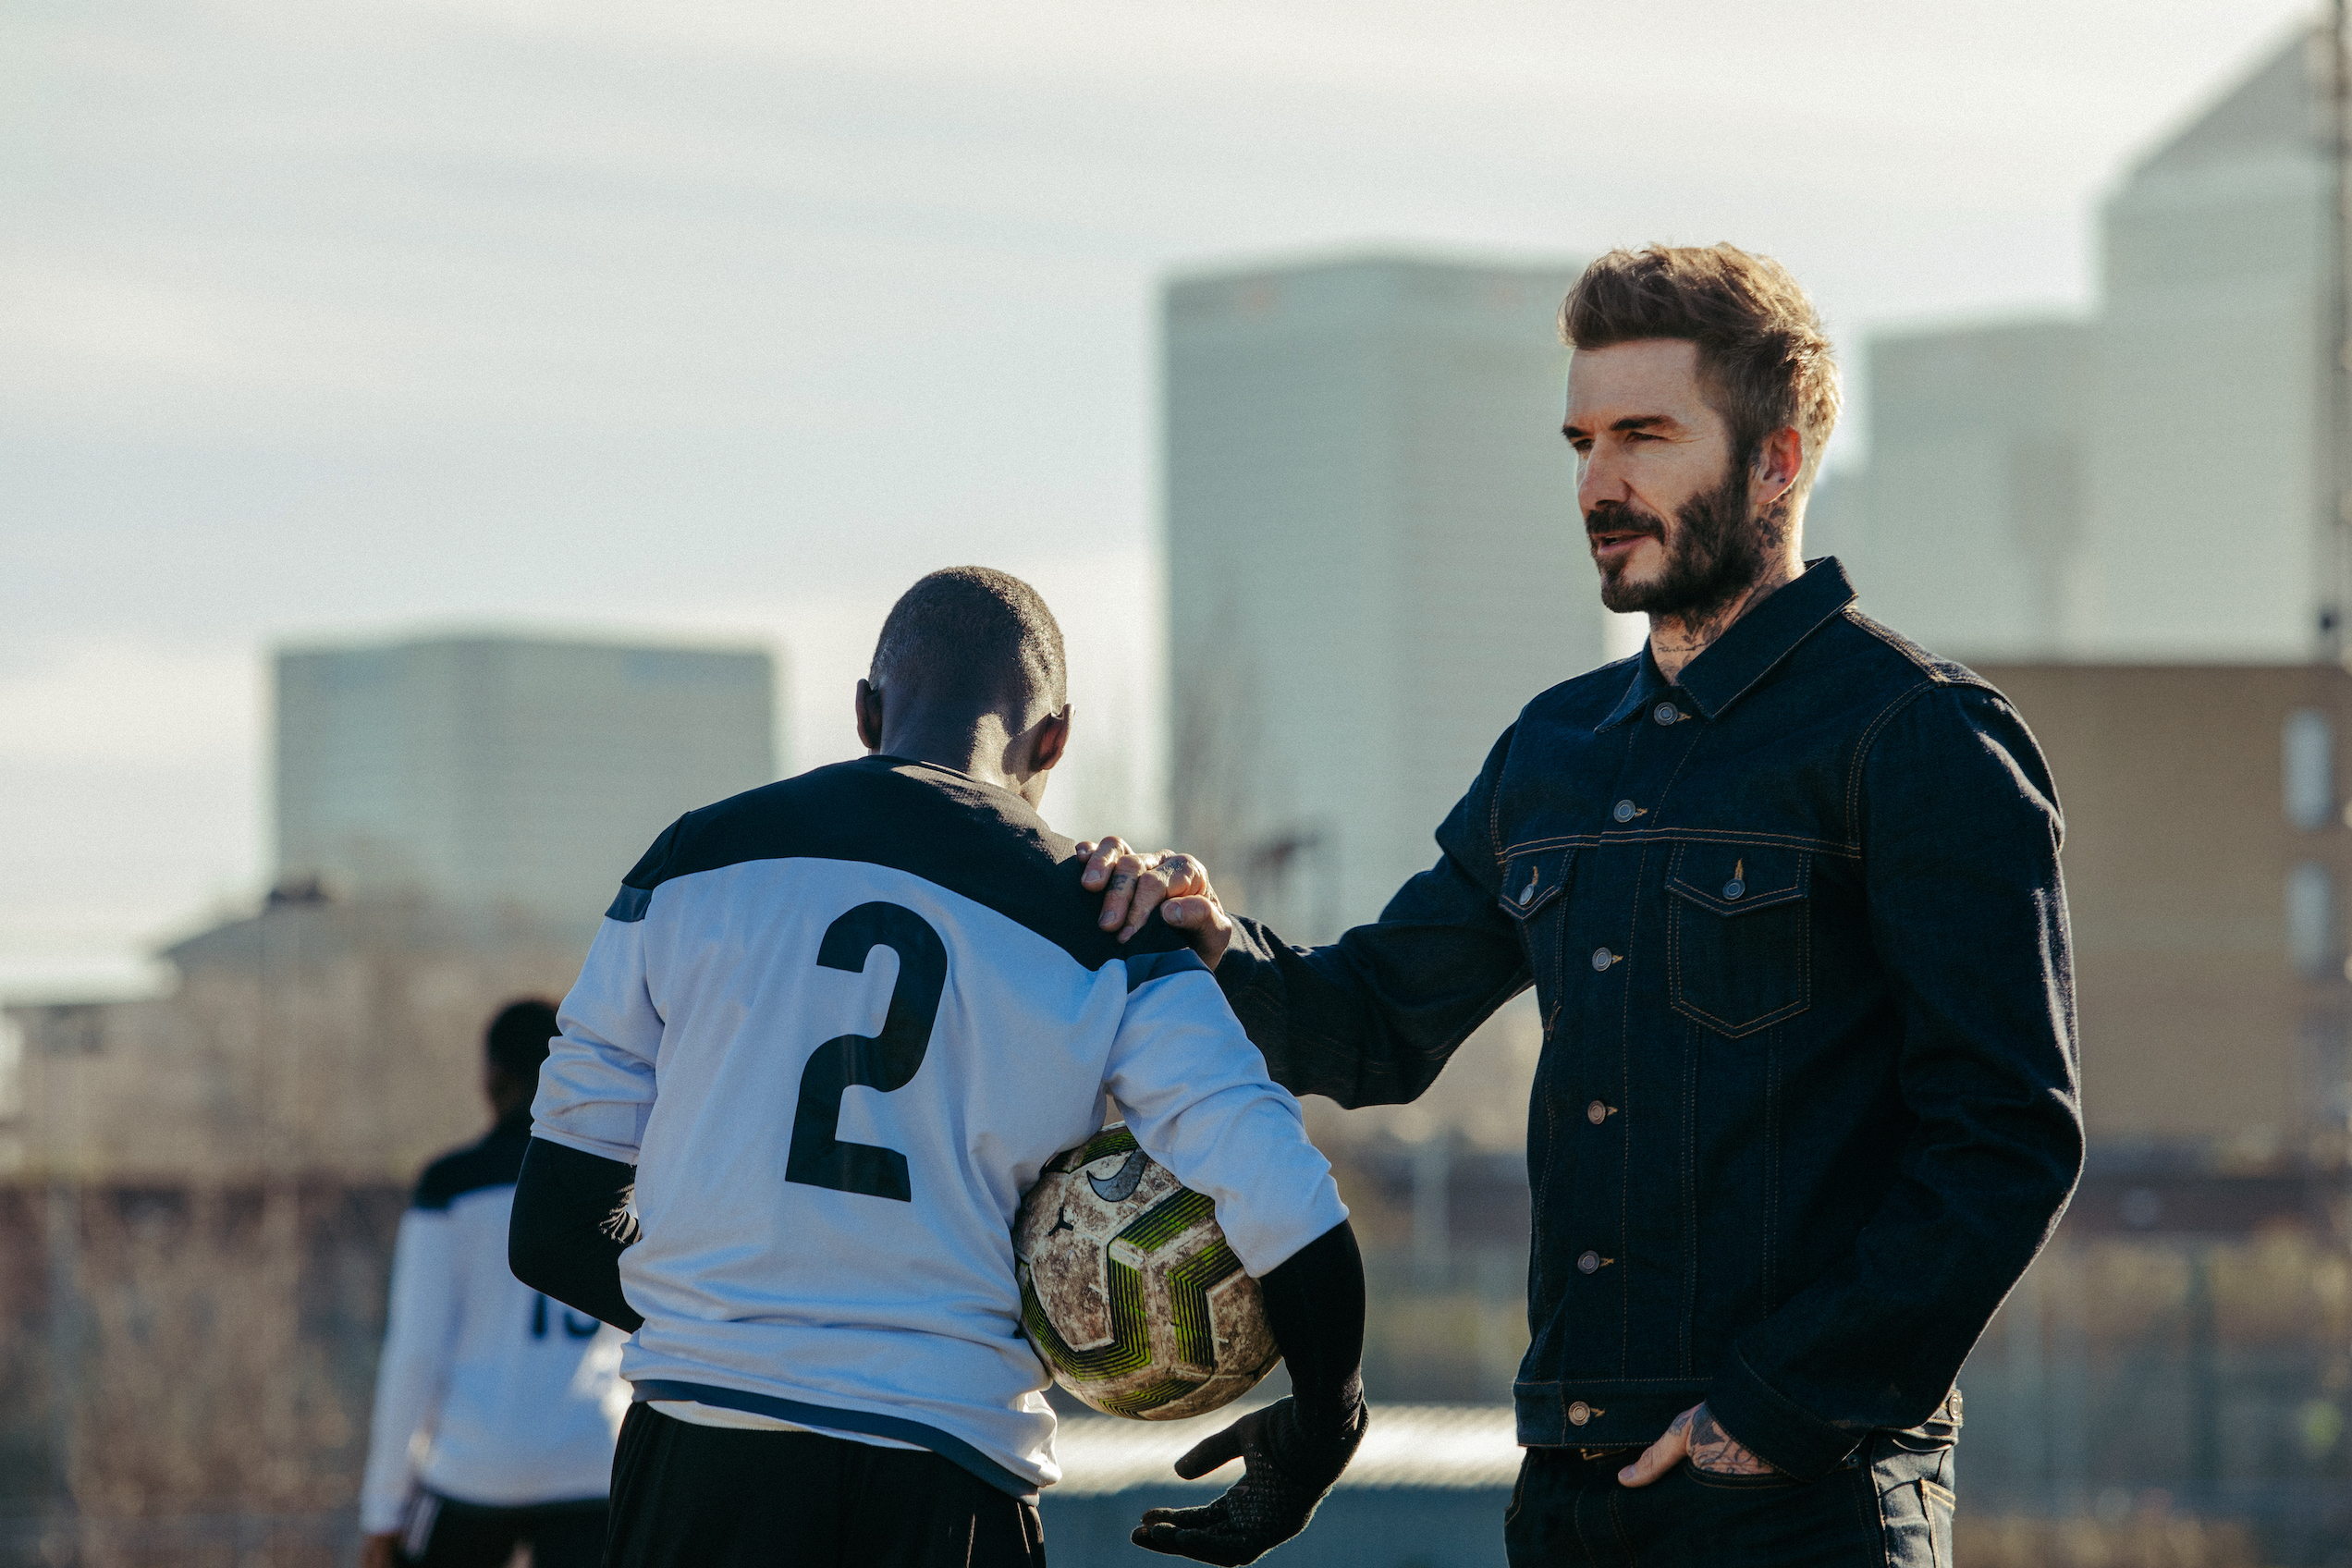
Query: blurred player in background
360 999 627 1568
510 566 1369 1567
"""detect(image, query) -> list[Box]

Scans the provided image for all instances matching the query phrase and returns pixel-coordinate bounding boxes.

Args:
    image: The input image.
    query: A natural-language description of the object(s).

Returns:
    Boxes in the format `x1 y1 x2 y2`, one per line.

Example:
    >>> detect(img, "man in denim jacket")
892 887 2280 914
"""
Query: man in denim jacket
1087 244 2081 1565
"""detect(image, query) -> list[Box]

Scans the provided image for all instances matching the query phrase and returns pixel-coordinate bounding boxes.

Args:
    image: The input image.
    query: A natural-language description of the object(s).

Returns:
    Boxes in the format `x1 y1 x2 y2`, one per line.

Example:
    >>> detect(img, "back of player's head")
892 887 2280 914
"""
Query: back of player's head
485 998 559 1084
869 567 1068 729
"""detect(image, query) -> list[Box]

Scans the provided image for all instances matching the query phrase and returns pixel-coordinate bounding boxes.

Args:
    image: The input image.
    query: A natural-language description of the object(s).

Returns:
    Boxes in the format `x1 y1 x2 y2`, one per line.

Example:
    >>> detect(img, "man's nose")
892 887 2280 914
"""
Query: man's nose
1578 447 1629 518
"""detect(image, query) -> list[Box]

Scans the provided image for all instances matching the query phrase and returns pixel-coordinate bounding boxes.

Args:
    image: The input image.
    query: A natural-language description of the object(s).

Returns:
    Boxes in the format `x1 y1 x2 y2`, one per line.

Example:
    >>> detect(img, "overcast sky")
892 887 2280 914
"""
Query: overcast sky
0 0 2315 998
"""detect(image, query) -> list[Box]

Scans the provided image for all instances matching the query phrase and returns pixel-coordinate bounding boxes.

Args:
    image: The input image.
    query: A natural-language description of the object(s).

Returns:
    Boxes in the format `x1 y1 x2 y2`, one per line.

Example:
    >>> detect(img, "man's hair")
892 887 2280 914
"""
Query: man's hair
1560 244 1841 502
485 998 559 1083
869 566 1067 726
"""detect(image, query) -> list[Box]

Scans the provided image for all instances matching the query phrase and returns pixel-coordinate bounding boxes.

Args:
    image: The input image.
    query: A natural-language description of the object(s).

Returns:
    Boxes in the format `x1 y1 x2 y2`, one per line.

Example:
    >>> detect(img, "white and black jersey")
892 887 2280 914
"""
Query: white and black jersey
532 755 1347 1499
360 1116 628 1535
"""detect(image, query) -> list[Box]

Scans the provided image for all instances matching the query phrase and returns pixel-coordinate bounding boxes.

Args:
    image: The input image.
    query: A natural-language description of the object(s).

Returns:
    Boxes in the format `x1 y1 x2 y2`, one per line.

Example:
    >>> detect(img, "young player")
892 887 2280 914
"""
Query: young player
509 567 1368 1567
360 1000 627 1568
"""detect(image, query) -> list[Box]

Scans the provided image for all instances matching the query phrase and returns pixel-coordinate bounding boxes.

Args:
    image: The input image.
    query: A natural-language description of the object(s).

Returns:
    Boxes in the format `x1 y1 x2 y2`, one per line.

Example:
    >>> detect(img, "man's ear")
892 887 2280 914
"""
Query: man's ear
855 679 885 752
1751 427 1804 508
1027 706 1072 776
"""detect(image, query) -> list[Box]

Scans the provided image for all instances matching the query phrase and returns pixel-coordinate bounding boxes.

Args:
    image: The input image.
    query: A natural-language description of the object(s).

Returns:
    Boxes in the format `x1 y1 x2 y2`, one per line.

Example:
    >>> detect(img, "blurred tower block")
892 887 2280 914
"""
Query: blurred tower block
1162 253 1599 944
2080 26 2334 658
276 634 777 934
1 631 779 1185
1851 318 2097 656
1843 25 2336 663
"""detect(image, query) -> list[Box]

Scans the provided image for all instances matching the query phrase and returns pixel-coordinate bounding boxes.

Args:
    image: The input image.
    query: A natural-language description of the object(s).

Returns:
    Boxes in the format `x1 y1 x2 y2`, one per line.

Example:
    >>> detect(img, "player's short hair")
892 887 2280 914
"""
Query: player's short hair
485 998 559 1083
869 567 1068 727
1561 244 1841 501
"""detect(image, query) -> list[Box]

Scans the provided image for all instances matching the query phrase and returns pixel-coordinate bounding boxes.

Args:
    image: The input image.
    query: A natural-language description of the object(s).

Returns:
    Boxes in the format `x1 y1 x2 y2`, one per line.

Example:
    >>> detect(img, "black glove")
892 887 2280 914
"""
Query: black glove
1131 1397 1369 1566
509 1138 643 1332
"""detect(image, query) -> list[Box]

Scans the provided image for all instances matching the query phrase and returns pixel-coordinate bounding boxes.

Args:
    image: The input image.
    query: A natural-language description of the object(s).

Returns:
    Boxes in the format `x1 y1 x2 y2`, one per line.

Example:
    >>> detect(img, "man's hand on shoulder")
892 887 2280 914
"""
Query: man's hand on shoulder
1616 1403 1775 1487
1078 839 1234 967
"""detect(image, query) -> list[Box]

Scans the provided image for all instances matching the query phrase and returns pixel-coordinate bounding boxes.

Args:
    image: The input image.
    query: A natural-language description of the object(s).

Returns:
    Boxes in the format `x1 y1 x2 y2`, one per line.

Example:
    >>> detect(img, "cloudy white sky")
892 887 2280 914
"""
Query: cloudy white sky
0 0 2315 997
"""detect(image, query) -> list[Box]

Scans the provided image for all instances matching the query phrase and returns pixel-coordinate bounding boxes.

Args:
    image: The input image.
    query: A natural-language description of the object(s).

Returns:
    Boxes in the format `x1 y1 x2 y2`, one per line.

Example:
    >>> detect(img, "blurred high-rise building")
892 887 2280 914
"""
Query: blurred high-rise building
276 634 776 928
1162 253 1599 944
1840 24 2332 661
1837 318 2097 655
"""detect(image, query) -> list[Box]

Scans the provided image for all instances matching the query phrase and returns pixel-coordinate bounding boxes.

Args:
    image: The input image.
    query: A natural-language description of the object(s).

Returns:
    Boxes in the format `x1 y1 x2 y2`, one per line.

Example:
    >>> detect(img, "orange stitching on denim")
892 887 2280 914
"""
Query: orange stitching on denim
1672 992 1810 1039
1514 1376 1716 1385
1763 1028 1780 1312
1844 683 1934 845
1663 851 1811 1037
1619 835 1652 1378
1487 761 1506 873
1550 850 1575 1003
1665 876 1806 915
1503 827 1859 859
1646 695 1708 831
1680 1011 1697 1377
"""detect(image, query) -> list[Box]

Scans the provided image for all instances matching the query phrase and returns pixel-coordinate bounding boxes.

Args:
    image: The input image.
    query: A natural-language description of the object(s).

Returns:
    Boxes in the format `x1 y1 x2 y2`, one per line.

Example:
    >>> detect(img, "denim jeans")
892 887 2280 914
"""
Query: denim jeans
1503 1417 1957 1567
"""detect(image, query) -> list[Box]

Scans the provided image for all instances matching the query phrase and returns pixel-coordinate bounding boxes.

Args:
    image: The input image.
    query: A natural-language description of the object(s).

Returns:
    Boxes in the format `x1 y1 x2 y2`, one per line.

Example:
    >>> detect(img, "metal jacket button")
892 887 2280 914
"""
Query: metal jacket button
1722 879 1746 900
1586 1100 1609 1124
1577 1250 1601 1274
1652 702 1679 726
1519 880 1537 906
1611 799 1636 822
1568 1402 1591 1426
1591 947 1616 971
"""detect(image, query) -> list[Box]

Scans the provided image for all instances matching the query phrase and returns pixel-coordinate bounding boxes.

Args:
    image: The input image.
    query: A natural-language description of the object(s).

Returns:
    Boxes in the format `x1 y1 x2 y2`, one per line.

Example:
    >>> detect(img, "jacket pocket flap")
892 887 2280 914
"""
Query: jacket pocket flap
1499 848 1573 922
1665 842 1808 917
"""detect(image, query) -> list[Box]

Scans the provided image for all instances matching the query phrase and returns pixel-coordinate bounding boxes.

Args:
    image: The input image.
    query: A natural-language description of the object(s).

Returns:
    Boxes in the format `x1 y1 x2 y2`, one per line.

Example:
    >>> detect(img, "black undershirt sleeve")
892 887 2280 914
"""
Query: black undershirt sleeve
508 1136 644 1333
1256 1219 1367 1446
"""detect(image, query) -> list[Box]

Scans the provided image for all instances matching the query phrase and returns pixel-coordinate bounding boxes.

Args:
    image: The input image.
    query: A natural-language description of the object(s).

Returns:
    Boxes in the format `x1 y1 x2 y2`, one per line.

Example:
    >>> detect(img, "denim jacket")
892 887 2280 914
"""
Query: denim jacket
1214 558 2083 1481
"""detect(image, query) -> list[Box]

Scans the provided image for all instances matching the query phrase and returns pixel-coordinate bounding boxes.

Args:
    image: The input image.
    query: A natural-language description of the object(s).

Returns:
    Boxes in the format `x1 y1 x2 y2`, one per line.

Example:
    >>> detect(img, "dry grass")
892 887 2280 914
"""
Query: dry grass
1957 1513 2268 1568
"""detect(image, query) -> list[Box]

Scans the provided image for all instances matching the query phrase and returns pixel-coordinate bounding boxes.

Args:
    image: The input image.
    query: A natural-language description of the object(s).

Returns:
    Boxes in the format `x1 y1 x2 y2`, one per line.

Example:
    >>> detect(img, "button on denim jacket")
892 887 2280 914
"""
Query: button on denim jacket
1215 558 2083 1480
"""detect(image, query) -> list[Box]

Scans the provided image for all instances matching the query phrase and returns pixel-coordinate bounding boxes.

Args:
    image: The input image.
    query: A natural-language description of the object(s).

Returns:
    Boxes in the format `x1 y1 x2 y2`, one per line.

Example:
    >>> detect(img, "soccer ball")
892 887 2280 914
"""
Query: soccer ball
1014 1124 1279 1420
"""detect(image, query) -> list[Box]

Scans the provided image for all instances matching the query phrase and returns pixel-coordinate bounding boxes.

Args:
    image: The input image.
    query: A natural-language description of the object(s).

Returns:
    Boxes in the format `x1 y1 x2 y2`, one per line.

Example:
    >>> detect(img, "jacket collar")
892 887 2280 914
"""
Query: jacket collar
1598 557 1856 729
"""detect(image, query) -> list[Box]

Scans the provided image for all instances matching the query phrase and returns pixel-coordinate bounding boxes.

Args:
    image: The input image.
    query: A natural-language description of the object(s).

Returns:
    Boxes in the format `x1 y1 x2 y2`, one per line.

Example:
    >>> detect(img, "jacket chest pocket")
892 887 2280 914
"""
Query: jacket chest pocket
1498 847 1575 1005
1665 842 1811 1037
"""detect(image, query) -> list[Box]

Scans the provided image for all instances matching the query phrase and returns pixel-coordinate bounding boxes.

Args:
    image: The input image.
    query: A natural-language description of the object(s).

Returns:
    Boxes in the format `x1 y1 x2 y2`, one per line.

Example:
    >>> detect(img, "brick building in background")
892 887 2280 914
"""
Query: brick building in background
1981 663 2352 1164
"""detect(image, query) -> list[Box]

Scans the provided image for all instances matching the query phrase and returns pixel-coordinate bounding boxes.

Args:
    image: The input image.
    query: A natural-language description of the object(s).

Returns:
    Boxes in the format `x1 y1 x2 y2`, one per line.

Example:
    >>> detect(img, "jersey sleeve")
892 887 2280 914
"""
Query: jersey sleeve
1104 955 1349 1279
359 1207 464 1534
533 916 663 1163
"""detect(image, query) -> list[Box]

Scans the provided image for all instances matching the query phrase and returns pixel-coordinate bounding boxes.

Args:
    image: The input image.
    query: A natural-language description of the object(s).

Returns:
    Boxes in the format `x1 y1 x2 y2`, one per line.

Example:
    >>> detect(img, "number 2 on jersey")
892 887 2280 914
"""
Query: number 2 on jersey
785 901 947 1202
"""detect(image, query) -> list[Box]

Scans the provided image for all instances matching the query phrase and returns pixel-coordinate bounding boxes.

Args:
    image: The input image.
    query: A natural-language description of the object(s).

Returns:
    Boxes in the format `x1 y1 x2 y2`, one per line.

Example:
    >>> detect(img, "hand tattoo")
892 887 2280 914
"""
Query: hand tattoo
1686 1404 1773 1476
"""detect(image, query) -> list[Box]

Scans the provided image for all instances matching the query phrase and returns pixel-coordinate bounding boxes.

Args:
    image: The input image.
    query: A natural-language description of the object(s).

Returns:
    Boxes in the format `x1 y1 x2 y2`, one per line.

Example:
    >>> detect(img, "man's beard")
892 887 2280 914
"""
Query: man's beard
1588 461 1768 620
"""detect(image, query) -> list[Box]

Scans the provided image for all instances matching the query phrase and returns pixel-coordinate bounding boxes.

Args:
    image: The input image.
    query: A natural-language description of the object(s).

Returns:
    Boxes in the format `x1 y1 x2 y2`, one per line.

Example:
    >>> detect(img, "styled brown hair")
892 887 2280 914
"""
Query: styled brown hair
1560 244 1841 502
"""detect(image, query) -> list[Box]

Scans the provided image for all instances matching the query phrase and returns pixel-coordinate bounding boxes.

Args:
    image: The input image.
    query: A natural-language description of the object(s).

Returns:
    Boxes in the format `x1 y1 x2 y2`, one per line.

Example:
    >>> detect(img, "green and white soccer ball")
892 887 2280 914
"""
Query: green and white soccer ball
1014 1124 1279 1420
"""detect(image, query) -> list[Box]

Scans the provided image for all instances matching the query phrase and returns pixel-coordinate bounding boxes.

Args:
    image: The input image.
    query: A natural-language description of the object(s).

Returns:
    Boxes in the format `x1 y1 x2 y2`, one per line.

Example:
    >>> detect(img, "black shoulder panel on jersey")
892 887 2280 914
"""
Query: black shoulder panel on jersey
412 1114 533 1211
604 756 1194 972
1121 947 1207 991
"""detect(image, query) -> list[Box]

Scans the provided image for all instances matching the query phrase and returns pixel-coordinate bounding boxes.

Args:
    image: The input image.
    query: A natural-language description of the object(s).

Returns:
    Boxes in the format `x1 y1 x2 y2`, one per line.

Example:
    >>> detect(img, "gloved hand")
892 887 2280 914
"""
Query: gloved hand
1132 1397 1369 1565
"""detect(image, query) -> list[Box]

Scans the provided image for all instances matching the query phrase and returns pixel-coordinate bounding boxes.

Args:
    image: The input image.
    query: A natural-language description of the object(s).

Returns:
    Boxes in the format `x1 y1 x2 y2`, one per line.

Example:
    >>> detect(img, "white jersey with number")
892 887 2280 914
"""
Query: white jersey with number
532 755 1347 1497
359 1116 628 1534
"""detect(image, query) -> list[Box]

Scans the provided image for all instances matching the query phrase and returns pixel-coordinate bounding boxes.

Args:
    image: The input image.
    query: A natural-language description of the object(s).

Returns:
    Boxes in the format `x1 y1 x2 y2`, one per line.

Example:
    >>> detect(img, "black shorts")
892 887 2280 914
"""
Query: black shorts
397 1491 606 1568
606 1403 1047 1568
